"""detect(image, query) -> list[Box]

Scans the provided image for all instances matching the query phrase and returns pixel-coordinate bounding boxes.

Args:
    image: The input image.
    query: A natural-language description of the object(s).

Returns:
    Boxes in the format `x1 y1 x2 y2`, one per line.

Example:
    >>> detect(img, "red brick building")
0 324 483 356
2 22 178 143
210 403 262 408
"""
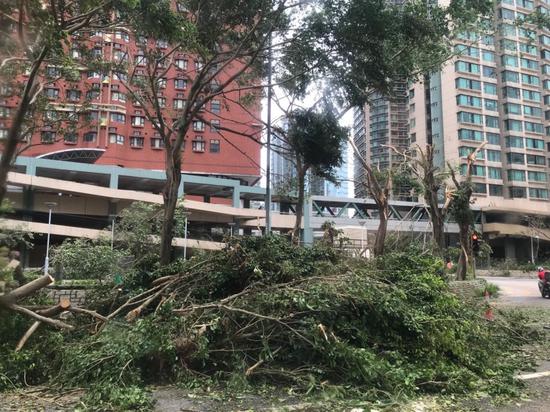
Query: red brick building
1 24 262 185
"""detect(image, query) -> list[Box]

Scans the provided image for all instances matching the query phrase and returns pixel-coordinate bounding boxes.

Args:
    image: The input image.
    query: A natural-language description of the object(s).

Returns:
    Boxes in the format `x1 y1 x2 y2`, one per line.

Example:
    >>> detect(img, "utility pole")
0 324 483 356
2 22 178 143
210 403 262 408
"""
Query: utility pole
265 30 273 235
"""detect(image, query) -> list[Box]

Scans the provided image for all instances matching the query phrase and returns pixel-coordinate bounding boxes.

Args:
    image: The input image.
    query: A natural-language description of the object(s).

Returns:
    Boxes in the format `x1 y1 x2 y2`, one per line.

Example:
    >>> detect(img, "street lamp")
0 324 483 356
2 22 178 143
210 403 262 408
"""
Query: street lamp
359 220 367 258
228 222 236 237
183 212 191 260
44 201 57 275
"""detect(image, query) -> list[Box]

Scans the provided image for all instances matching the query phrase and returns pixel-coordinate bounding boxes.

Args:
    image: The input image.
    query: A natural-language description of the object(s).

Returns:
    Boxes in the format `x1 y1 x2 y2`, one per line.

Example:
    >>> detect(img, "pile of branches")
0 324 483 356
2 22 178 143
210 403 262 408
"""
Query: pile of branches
46 237 535 401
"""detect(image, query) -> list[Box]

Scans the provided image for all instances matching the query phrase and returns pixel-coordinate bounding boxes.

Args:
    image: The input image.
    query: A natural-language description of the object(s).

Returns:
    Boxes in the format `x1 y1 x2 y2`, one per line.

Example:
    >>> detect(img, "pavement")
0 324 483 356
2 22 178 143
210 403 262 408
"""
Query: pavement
482 276 550 306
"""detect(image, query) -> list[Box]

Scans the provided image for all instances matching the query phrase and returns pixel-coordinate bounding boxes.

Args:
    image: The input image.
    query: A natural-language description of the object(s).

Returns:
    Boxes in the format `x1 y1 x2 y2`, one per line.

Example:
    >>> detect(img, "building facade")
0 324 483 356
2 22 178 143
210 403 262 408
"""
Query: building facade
0 7 261 185
353 0 550 261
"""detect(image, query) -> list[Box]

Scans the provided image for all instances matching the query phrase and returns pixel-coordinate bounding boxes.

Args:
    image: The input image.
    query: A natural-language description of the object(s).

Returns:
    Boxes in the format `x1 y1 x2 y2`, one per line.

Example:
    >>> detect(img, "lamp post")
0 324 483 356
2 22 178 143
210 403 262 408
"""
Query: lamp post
228 222 236 237
44 202 57 275
359 220 366 258
183 212 191 260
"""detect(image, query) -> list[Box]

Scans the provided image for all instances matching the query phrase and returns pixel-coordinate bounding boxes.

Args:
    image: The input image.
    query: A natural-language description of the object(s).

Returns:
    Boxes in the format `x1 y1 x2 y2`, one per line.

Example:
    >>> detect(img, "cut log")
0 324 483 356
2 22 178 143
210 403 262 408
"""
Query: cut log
36 297 71 317
0 274 54 305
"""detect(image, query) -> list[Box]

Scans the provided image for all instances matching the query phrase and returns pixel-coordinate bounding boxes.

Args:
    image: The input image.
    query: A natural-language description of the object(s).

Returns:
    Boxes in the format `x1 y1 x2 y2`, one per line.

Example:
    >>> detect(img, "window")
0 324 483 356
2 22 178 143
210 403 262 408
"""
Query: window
501 54 518 67
210 119 220 132
135 54 147 66
110 113 126 123
527 154 546 165
456 94 482 107
521 57 539 70
525 121 544 134
482 50 495 62
500 23 517 37
457 111 483 125
111 91 126 102
472 165 486 176
504 103 522 114
486 133 500 145
542 64 550 74
86 88 100 100
524 105 542 117
542 49 550 60
156 39 168 49
210 139 220 153
455 44 480 58
193 120 205 131
506 136 524 148
528 171 547 182
520 42 538 55
506 152 525 164
45 88 59 99
113 50 127 62
489 185 503 196
530 188 549 199
113 71 127 82
502 70 519 83
500 7 516 20
92 47 102 58
459 146 485 159
455 77 481 90
132 116 145 127
488 167 502 179
157 78 167 89
510 187 527 198
109 133 125 145
501 39 517 51
115 30 129 42
522 73 540 85
151 137 164 149
65 89 81 101
83 131 97 142
46 66 60 78
487 149 501 162
482 66 496 78
455 61 480 73
519 27 536 40
64 132 77 144
174 78 187 89
503 86 520 98
518 0 534 9
41 131 56 143
523 89 541 101
175 59 188 70
458 129 484 142
130 136 144 148
173 98 186 109
0 107 10 118
508 169 526 181
485 116 499 128
526 137 545 149
484 83 497 95
0 128 7 139
157 97 166 108
482 35 494 45
211 100 221 114
505 119 522 131
192 136 205 152
474 183 487 194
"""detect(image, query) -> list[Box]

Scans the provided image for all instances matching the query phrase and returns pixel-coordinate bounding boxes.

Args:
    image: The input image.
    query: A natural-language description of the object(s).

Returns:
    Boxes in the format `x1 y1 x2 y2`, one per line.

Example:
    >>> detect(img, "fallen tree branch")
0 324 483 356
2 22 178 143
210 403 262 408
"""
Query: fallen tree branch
15 321 41 352
0 274 54 306
8 303 73 330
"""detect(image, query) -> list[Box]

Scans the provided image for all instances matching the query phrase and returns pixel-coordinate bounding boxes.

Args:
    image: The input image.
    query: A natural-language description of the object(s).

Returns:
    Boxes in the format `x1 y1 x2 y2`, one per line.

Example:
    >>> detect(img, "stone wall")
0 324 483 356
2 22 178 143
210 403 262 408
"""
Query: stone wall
47 286 86 306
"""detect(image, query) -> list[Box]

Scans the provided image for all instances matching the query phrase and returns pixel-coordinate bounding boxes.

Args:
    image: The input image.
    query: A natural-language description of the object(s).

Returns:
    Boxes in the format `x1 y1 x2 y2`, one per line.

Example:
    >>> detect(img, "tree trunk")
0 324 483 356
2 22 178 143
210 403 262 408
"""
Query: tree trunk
0 48 47 204
160 149 182 265
292 166 306 245
373 200 388 256
456 224 470 281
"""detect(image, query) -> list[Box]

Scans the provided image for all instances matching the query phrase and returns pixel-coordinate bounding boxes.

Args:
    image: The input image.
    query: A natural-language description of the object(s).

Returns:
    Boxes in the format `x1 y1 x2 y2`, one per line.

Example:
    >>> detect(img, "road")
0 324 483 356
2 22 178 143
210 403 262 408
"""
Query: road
483 276 550 306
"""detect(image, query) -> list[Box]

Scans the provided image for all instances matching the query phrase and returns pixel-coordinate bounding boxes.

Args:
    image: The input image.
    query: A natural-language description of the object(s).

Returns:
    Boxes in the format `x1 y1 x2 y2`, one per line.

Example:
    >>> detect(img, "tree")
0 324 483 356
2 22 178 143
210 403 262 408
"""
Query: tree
388 144 452 253
0 1 104 203
0 0 181 204
108 1 294 264
281 108 347 243
448 143 486 281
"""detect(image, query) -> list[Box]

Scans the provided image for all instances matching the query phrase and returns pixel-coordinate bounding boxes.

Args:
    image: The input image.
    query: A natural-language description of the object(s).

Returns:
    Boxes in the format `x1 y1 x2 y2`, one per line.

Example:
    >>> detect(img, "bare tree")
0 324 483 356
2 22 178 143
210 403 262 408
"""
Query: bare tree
448 142 486 280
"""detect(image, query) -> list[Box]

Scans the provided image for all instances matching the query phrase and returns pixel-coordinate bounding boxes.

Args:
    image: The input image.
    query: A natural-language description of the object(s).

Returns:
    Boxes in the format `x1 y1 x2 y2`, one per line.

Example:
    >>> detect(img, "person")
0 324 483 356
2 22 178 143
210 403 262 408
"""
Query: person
538 266 545 281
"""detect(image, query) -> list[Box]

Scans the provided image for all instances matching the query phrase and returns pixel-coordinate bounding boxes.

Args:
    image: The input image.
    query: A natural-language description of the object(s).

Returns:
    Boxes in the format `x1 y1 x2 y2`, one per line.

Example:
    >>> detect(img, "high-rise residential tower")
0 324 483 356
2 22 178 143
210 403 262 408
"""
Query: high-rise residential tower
354 0 550 260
